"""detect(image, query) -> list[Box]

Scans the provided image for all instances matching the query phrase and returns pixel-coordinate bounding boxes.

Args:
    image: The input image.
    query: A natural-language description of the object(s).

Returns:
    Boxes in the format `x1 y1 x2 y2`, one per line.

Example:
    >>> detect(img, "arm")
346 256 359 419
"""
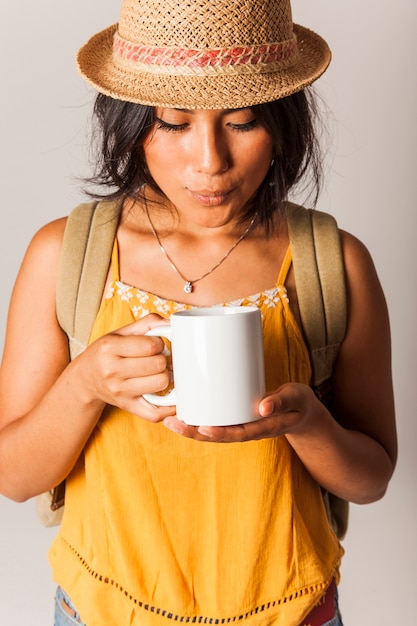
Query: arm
0 219 174 502
164 231 397 505
281 231 397 503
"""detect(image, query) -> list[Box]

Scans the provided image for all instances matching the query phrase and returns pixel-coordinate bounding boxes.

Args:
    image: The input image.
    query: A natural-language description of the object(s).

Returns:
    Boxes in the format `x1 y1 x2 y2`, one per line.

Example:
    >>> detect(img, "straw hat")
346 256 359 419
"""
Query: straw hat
77 0 331 109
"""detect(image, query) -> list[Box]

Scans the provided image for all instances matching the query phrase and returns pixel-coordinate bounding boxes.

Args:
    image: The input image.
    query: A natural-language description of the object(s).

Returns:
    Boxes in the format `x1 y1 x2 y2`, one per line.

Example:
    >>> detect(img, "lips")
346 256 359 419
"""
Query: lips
187 188 232 206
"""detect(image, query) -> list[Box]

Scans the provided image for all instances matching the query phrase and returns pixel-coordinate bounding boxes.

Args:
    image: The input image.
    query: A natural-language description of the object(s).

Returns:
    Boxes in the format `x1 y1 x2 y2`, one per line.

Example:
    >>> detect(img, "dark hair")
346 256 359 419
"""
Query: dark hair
85 88 324 232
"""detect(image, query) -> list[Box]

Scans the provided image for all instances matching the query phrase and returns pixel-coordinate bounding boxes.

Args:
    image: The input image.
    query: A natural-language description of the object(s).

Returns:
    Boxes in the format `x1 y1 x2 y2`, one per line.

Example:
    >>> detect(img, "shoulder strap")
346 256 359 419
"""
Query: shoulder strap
56 197 124 358
285 202 347 393
46 197 124 518
286 202 349 539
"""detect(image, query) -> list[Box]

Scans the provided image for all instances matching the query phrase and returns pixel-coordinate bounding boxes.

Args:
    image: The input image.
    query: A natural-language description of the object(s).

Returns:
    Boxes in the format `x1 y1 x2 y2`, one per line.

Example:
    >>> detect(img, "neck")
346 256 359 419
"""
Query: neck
144 198 258 293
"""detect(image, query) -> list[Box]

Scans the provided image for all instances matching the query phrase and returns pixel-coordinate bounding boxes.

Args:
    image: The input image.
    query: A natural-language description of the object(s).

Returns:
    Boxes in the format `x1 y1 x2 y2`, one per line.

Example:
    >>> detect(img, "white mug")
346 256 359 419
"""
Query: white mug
143 306 265 426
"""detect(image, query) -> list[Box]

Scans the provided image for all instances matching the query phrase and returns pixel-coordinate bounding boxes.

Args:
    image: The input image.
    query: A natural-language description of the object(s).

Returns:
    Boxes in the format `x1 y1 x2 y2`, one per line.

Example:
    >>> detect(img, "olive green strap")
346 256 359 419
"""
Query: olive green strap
46 198 124 517
286 202 347 389
286 202 349 539
56 198 124 358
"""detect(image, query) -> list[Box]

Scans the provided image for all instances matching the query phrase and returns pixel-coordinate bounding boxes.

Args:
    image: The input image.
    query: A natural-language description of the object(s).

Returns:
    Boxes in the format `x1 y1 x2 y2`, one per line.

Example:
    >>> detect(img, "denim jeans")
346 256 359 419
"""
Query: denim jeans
54 586 344 626
54 587 86 626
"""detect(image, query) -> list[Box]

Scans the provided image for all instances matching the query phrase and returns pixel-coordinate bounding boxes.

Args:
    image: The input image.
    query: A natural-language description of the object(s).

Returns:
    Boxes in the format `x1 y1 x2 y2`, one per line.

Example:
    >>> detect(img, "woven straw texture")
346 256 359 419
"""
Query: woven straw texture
77 0 331 109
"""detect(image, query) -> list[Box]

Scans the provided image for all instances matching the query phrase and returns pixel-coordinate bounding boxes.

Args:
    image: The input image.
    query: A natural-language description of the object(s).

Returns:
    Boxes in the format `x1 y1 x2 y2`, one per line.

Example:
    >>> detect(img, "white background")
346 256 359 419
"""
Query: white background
0 1 416 623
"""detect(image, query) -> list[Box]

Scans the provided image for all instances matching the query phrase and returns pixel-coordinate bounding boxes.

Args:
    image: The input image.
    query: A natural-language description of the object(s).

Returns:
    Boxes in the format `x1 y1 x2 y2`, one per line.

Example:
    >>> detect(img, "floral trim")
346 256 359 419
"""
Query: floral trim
106 281 289 319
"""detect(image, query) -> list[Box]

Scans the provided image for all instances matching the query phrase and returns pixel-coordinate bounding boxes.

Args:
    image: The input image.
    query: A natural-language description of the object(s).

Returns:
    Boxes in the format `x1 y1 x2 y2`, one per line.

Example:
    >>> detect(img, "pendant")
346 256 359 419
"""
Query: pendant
184 281 193 294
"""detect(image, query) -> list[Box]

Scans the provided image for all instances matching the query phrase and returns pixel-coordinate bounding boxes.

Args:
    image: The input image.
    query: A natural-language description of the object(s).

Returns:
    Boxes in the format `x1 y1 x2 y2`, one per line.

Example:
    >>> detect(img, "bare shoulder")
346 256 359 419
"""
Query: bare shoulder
338 228 388 313
23 216 68 264
339 228 378 273
11 217 69 299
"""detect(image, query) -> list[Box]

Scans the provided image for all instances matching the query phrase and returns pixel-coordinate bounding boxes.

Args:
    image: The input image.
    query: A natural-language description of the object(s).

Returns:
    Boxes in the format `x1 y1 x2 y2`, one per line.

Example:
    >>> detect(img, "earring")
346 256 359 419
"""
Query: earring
269 158 276 187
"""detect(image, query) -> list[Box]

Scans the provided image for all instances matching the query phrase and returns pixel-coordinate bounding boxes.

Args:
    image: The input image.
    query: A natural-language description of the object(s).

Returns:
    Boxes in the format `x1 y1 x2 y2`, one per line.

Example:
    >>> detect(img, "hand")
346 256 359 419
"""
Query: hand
163 382 325 442
79 314 176 421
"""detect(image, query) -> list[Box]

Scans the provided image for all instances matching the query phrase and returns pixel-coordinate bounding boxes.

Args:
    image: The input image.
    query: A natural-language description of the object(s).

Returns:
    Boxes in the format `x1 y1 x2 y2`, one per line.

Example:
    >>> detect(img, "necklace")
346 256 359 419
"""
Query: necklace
145 206 257 293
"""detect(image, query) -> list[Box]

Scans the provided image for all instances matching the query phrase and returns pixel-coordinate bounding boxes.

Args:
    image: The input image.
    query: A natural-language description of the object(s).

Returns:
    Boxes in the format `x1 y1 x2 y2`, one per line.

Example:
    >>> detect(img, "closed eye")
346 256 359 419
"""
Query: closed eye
228 119 259 132
154 118 187 132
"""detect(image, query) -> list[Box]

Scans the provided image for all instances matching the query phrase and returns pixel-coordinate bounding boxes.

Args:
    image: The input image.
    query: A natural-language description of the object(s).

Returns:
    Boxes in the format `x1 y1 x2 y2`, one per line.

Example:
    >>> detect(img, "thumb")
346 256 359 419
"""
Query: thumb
259 394 283 418
259 383 303 418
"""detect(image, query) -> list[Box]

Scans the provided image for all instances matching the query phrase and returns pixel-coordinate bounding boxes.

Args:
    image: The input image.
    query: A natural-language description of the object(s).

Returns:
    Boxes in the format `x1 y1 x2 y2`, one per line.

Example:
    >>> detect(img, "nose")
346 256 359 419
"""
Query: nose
192 124 230 175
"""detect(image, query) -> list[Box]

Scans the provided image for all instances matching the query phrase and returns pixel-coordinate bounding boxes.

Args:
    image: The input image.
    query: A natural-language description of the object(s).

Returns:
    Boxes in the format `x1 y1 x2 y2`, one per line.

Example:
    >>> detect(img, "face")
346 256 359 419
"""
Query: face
143 108 273 228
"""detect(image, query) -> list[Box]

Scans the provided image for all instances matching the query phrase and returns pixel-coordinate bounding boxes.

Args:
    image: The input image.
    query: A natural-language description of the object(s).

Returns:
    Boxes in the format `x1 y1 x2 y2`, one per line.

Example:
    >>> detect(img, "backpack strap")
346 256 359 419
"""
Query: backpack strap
286 202 349 539
46 198 124 516
285 202 347 399
56 198 124 359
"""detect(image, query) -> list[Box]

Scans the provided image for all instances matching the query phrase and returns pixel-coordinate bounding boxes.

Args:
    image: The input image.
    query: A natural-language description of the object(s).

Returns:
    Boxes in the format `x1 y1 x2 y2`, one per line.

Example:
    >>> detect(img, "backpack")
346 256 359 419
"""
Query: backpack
36 198 349 538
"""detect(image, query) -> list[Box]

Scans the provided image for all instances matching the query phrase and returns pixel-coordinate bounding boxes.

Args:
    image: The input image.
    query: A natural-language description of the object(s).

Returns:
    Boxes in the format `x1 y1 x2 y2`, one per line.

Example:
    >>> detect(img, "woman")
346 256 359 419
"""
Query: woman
0 0 396 624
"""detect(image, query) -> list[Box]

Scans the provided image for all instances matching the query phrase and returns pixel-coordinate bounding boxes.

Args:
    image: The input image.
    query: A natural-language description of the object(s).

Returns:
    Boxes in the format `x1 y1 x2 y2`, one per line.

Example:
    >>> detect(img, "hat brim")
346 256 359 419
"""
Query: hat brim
76 23 331 109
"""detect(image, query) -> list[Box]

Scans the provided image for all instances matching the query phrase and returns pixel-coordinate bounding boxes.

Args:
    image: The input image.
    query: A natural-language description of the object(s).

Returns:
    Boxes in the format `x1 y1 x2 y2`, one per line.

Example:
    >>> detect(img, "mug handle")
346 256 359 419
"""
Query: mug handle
142 325 176 406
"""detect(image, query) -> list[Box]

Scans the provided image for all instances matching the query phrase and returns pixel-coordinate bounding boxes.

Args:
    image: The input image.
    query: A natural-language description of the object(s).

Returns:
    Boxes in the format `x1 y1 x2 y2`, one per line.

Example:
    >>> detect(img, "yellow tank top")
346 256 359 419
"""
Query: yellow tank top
49 242 343 626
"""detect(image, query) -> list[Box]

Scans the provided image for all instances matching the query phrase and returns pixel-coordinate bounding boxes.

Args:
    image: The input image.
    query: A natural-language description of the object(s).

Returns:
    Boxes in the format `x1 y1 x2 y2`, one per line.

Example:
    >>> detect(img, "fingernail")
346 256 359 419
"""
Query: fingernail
163 418 182 434
198 427 214 437
261 399 274 416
